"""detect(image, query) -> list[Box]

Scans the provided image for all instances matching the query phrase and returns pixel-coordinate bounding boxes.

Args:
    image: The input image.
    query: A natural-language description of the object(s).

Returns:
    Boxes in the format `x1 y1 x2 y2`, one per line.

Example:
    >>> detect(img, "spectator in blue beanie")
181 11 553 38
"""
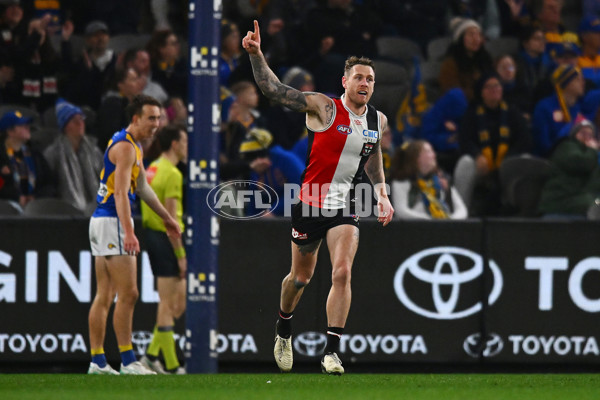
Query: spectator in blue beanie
532 64 585 156
43 98 102 214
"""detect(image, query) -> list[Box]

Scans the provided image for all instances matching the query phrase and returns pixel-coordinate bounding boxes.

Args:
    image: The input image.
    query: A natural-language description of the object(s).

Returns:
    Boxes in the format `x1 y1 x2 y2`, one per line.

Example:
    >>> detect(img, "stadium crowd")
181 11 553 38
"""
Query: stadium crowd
0 0 599 220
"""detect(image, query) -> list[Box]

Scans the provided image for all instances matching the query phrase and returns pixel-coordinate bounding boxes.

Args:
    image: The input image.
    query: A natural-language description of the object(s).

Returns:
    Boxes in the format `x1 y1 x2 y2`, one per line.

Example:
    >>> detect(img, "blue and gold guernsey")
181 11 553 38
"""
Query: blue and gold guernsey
92 129 143 218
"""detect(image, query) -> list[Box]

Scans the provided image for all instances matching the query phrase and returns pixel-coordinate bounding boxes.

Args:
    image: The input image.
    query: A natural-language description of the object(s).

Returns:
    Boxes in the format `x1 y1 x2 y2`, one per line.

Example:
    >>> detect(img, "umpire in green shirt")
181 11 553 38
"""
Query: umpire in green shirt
140 124 188 374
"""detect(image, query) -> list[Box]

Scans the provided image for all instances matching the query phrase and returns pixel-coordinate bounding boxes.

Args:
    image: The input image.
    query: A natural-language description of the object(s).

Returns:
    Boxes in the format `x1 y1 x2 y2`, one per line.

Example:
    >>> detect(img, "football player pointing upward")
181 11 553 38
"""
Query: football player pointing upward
243 20 394 375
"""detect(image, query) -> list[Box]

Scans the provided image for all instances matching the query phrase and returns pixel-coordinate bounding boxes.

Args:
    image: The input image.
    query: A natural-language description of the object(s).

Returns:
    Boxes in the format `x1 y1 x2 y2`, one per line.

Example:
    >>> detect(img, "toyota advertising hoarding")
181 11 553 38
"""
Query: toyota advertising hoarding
1 218 599 368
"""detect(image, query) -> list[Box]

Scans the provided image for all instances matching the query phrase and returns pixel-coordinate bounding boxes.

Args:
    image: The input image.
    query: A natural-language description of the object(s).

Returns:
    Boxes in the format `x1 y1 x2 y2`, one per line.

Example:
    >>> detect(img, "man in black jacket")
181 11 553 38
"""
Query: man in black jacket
0 110 55 208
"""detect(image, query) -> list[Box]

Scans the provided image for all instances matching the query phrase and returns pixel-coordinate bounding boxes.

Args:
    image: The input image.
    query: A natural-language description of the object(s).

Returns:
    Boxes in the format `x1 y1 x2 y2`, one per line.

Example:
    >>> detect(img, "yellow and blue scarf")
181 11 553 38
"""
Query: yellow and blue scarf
416 175 450 219
477 102 510 171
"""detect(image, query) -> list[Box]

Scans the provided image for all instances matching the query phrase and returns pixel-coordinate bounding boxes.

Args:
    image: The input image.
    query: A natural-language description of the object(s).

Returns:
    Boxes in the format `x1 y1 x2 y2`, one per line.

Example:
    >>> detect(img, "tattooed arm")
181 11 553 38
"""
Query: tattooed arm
365 112 394 226
242 20 332 128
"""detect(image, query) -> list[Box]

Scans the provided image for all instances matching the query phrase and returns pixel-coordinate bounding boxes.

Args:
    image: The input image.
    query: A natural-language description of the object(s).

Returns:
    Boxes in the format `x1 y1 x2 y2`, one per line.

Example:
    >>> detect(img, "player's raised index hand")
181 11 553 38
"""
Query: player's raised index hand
242 19 261 55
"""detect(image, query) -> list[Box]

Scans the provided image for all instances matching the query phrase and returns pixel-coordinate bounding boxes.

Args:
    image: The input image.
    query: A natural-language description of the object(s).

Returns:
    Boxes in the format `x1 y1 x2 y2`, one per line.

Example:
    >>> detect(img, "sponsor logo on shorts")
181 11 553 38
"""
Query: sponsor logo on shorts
336 125 352 135
107 243 116 249
292 228 307 240
351 214 359 223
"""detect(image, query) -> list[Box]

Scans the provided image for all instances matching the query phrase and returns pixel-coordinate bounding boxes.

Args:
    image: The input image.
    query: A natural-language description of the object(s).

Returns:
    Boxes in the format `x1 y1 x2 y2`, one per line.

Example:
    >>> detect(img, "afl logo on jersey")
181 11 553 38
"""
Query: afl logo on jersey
336 125 352 135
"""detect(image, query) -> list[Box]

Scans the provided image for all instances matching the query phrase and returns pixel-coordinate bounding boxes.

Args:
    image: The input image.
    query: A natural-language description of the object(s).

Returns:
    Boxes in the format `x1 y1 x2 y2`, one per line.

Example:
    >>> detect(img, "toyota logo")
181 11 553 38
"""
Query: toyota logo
463 333 503 358
393 247 503 319
131 331 153 356
294 332 327 357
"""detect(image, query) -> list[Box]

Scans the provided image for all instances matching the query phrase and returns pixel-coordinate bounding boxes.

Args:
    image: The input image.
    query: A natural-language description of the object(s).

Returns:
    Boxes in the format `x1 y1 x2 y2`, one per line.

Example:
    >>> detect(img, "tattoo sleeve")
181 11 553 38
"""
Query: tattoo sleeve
365 140 384 185
365 113 388 186
250 54 307 112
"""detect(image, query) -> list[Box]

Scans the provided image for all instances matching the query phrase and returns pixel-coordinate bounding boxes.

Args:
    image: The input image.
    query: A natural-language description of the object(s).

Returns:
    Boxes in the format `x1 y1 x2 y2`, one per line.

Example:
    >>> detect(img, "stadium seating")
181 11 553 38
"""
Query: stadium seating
50 34 86 61
23 198 83 217
109 34 152 53
453 155 477 210
29 127 61 151
370 60 410 119
376 36 423 64
426 36 452 61
0 200 23 216
484 36 520 59
499 156 551 217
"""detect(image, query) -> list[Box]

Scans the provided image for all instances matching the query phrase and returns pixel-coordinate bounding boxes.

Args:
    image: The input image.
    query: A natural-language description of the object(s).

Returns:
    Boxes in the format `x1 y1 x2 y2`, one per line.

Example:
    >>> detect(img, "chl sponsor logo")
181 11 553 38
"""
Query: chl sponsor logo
336 125 352 135
362 129 379 142
394 246 503 320
463 333 504 358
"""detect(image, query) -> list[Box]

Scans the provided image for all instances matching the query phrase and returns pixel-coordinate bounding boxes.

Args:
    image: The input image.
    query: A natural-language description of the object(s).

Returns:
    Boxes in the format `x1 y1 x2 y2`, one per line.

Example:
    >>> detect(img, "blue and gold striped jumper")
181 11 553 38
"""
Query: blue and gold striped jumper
92 129 142 218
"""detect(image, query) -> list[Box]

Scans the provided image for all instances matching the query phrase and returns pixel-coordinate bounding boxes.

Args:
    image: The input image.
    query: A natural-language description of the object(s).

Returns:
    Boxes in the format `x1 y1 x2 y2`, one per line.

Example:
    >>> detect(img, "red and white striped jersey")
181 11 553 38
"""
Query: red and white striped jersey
299 95 381 209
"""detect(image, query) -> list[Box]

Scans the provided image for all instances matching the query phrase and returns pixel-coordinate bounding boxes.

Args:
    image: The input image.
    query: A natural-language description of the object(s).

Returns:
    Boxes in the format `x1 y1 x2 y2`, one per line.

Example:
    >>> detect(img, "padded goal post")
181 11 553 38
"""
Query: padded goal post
185 0 221 373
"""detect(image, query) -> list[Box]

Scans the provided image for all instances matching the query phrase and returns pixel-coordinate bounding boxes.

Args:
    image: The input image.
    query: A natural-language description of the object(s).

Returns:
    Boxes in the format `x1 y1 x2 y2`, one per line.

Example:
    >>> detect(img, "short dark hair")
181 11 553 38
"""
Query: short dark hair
157 124 184 151
109 67 135 91
344 56 375 76
123 47 143 66
125 94 162 122
532 0 563 17
518 22 543 43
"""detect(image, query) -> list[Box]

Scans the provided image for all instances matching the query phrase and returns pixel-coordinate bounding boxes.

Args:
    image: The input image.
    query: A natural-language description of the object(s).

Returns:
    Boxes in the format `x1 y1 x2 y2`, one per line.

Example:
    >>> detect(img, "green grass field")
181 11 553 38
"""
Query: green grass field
1 374 599 400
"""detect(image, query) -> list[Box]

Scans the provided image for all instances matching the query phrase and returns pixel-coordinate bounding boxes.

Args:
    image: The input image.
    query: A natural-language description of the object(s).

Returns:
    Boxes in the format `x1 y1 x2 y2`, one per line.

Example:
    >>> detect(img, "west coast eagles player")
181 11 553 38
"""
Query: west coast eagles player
87 95 181 375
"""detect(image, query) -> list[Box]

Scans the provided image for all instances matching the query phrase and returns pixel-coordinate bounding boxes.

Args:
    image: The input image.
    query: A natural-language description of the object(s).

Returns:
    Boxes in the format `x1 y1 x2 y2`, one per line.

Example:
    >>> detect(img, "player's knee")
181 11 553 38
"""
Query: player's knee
172 300 186 318
95 293 113 308
118 287 139 305
293 277 310 289
332 264 352 286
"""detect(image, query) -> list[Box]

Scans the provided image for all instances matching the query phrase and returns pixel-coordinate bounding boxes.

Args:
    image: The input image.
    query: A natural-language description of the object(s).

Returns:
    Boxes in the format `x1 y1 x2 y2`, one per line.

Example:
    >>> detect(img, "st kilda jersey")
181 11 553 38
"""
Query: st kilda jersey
299 95 381 209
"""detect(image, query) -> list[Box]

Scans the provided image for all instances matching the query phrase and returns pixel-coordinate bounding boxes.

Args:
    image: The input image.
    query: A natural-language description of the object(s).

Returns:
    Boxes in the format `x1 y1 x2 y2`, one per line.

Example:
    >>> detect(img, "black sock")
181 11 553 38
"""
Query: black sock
276 310 293 338
325 327 344 354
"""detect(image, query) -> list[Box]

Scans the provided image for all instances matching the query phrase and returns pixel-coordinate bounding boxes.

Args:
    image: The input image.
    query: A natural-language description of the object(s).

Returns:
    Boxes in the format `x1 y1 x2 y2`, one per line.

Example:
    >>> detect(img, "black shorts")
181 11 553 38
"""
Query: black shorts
143 228 179 277
290 201 359 245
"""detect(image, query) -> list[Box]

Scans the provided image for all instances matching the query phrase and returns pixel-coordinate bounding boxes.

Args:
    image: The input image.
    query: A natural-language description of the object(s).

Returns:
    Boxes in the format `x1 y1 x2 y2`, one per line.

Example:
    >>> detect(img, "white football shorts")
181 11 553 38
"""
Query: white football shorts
89 217 134 256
